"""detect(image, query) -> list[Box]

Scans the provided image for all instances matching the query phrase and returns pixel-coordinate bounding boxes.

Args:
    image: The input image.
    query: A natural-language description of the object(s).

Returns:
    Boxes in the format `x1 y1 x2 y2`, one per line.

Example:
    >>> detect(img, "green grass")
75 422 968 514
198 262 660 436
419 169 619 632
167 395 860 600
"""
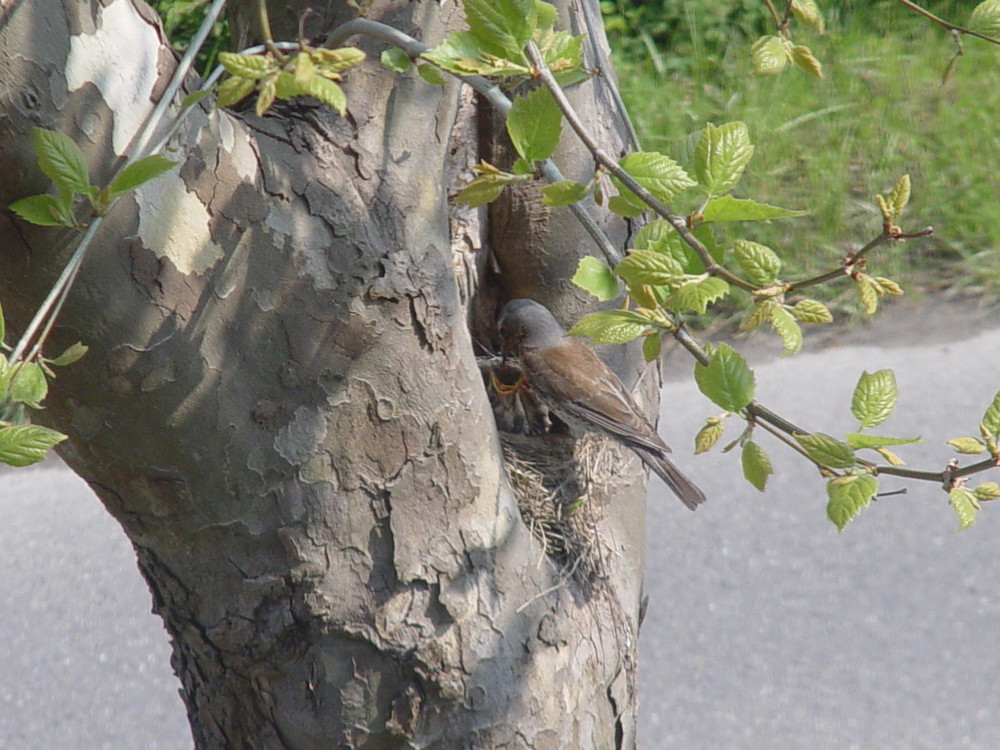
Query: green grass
611 14 1000 311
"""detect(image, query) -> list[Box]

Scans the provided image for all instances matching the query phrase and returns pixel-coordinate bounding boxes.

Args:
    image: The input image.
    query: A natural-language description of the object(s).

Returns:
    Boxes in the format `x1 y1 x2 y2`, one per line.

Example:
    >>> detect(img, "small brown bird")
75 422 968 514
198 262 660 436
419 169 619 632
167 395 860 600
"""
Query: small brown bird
498 298 707 510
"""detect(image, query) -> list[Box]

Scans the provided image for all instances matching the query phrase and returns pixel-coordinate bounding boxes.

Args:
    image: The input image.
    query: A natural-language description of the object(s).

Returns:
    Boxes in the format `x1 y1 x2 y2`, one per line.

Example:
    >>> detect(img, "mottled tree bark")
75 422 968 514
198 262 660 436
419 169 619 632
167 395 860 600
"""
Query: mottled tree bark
0 0 651 747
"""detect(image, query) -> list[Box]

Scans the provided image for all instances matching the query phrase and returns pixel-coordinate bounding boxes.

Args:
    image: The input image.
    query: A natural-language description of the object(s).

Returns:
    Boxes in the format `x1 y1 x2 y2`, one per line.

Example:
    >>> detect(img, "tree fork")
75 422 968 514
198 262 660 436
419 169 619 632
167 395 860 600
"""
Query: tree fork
0 0 654 747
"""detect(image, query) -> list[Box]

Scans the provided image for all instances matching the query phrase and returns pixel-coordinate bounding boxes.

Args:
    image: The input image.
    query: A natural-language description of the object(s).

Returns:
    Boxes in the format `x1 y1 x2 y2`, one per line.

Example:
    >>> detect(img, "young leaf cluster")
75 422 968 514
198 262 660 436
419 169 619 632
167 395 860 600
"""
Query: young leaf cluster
421 0 585 84
216 45 365 116
0 302 85 467
943 391 1000 529
751 0 825 78
570 121 832 357
9 128 176 228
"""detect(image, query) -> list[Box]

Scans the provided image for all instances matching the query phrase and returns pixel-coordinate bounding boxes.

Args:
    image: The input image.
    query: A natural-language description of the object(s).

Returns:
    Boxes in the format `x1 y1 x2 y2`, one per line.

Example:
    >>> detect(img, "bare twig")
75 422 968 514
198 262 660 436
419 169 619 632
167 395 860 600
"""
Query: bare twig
895 0 1000 46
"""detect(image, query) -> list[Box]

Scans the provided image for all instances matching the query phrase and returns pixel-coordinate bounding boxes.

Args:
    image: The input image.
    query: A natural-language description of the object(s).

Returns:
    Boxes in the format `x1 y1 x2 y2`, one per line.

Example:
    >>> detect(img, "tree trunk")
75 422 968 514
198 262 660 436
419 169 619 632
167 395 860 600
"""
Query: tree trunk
0 0 651 746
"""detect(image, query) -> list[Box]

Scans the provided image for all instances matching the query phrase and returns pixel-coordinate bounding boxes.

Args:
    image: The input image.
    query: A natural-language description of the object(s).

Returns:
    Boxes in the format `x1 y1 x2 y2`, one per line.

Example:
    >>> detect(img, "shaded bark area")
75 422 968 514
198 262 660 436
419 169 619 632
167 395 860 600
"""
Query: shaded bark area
0 0 648 747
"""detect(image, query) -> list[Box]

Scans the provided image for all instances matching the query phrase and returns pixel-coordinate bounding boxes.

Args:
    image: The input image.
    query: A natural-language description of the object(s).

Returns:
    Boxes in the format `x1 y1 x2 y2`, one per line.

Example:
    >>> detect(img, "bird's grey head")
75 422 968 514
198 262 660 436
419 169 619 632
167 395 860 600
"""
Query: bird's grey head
498 298 567 352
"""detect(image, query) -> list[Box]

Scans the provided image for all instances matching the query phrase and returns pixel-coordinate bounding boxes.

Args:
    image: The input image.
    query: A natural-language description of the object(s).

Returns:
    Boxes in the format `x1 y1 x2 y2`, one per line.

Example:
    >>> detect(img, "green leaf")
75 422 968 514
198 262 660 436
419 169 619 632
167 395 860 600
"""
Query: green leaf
751 35 788 76
633 219 678 253
702 195 806 222
421 33 532 77
507 87 562 162
109 155 177 197
973 481 1000 501
510 158 533 176
572 256 619 302
666 277 730 314
827 474 878 531
0 423 67 467
381 48 412 72
464 0 537 59
790 45 823 78
740 298 778 331
950 487 978 530
970 1 1000 37
614 249 685 287
416 62 447 85
982 390 1000 436
8 194 74 227
693 343 755 413
947 437 987 455
46 341 88 367
180 89 210 109
873 276 903 296
692 121 754 196
216 75 256 108
791 0 825 32
0 299 4 345
455 173 515 207
311 47 366 75
733 239 781 286
218 51 272 78
633 218 704 272
538 29 587 85
851 369 897 429
33 128 90 195
293 51 315 85
769 305 802 355
742 440 772 491
8 362 48 407
541 179 588 206
607 195 644 217
613 151 697 206
255 76 277 116
694 418 725 454
855 274 879 315
641 332 662 363
845 433 920 449
692 223 726 266
791 298 833 324
534 0 558 28
295 75 347 114
887 174 911 217
795 432 856 468
567 309 649 344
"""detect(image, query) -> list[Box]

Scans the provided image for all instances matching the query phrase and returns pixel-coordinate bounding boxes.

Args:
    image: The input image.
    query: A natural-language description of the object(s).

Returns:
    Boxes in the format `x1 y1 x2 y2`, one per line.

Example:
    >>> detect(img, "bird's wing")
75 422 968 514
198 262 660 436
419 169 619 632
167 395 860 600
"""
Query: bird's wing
523 341 671 454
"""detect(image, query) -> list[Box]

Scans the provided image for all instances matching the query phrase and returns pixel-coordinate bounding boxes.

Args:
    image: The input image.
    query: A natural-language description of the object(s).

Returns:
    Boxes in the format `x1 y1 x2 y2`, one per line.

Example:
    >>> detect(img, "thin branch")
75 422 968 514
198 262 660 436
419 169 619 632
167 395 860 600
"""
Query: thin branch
577 0 641 151
762 0 782 29
325 20 623 265
787 226 933 293
786 231 891 293
895 0 1000 46
524 41 754 290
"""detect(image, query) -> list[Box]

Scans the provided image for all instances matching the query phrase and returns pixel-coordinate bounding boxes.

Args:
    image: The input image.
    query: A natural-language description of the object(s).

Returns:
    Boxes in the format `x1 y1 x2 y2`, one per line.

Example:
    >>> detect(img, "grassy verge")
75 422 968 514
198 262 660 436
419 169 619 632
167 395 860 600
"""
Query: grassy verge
610 12 1000 314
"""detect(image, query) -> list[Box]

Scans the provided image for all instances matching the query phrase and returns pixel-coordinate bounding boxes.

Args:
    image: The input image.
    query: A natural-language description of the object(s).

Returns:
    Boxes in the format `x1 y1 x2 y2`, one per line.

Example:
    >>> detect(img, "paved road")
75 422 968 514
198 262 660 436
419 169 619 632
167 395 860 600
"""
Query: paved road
3 311 999 749
643 319 1000 749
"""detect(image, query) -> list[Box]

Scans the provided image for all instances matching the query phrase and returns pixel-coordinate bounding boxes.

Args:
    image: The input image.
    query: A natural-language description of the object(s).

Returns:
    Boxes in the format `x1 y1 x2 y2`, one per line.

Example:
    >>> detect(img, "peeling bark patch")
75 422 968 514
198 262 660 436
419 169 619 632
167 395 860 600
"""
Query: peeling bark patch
369 245 455 352
64 0 159 156
134 174 224 275
274 405 328 467
263 201 338 290
217 113 260 182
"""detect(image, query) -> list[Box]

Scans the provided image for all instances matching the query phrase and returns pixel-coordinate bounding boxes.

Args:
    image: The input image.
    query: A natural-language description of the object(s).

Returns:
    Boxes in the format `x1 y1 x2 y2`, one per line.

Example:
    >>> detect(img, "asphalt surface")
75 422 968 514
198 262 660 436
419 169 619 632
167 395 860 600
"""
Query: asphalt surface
3 308 1000 749
642 317 1000 749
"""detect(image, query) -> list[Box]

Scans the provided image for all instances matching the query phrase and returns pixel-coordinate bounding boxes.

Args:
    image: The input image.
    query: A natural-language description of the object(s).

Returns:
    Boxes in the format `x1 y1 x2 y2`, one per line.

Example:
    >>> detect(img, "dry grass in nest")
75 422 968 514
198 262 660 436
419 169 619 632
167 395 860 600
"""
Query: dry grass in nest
498 430 630 588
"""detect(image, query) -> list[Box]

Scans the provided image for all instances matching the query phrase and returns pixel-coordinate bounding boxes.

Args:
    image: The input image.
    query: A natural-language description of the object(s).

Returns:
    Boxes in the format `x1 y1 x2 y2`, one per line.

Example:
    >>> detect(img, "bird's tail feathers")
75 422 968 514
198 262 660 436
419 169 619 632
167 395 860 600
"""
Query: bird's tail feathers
636 447 707 510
